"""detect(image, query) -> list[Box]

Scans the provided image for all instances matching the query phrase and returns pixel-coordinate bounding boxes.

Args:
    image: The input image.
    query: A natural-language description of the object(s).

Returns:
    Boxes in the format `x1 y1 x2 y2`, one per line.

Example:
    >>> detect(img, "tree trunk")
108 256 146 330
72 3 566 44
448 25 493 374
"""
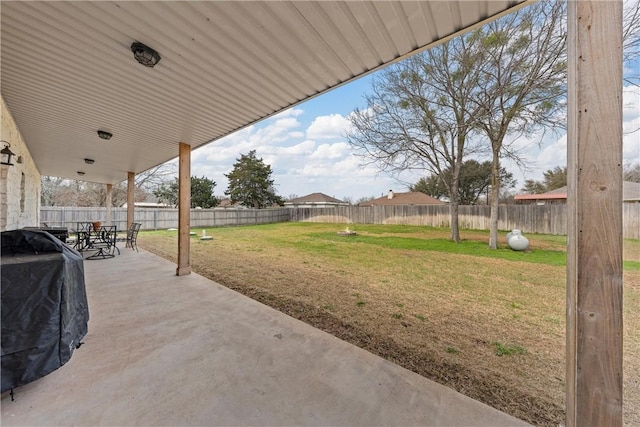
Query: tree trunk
449 199 460 243
449 177 461 242
488 149 500 249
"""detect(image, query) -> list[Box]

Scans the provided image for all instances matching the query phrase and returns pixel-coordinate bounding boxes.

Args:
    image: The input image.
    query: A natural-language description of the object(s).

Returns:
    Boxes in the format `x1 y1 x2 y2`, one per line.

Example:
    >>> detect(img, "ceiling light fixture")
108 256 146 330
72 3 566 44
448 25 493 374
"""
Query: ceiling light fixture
131 42 161 68
84 158 95 164
77 171 85 176
97 130 112 140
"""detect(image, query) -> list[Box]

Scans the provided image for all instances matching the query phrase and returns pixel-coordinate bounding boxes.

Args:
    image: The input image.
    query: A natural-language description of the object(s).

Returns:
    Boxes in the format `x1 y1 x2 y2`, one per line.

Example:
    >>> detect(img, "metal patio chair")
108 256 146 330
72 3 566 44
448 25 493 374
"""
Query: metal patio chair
117 222 141 252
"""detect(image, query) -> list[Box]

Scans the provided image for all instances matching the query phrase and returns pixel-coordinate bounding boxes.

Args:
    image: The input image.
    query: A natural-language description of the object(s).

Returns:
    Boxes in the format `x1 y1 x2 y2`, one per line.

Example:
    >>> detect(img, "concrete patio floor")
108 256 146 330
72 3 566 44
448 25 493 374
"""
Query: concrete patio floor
1 247 529 426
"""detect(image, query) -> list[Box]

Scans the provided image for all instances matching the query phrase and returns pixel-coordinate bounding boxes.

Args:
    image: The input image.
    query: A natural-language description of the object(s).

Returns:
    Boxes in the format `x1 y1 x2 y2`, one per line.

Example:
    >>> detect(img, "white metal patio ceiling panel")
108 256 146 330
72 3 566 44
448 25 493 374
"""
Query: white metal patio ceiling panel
1 1 530 185
163 2 307 111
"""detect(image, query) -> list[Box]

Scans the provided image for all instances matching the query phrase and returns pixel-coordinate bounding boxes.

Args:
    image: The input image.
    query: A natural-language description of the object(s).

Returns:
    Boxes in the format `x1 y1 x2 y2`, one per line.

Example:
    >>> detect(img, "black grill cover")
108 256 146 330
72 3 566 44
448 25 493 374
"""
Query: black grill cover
1 230 89 392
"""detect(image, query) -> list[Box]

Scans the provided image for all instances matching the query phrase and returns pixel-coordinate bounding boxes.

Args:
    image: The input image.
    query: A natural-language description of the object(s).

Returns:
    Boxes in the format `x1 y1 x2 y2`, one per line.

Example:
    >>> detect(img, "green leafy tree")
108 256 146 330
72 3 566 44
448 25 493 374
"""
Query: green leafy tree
225 150 284 208
153 176 219 208
521 179 547 195
542 166 567 191
190 176 219 208
521 166 567 194
153 180 179 207
411 176 448 202
412 160 514 205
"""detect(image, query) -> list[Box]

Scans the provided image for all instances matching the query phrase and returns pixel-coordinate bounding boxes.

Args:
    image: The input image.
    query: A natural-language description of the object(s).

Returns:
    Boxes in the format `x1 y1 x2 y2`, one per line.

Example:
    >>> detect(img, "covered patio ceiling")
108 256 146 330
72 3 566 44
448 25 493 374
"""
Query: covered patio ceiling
1 0 530 185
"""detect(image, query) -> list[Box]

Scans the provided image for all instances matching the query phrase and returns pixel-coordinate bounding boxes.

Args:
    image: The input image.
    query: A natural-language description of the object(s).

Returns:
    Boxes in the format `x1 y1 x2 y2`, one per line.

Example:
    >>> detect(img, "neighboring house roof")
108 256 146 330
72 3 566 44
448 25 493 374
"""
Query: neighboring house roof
514 181 640 202
514 186 568 201
360 191 444 206
285 193 347 205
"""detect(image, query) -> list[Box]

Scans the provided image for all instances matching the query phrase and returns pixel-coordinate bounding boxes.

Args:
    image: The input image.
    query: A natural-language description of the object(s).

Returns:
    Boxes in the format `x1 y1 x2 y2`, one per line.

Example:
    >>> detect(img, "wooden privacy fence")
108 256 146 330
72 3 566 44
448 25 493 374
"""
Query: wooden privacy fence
40 207 291 231
290 204 640 239
40 204 639 239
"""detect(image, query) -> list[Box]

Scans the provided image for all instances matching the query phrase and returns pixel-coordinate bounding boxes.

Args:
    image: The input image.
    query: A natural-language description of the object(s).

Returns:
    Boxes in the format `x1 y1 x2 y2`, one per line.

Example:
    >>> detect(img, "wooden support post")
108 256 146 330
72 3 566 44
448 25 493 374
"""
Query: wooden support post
105 184 112 226
566 1 623 426
127 172 135 230
176 142 191 276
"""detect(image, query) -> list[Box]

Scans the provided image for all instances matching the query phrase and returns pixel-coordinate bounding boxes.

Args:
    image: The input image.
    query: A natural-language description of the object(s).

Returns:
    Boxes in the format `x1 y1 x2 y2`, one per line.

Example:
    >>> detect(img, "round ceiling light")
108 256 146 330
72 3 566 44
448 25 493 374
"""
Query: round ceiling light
97 130 112 140
131 42 161 68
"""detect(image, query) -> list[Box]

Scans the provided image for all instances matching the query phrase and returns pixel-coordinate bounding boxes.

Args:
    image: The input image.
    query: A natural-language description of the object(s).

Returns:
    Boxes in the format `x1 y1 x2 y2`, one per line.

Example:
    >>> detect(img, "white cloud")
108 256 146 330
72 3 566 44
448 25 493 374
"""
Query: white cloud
288 131 305 139
536 134 567 173
306 114 350 140
272 107 304 119
622 86 640 161
309 142 351 160
187 110 404 199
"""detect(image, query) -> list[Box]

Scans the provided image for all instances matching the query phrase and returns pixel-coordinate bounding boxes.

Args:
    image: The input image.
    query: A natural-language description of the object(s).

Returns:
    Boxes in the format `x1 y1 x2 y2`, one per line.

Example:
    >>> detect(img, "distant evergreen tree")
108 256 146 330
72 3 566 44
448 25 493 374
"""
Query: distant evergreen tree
225 150 284 208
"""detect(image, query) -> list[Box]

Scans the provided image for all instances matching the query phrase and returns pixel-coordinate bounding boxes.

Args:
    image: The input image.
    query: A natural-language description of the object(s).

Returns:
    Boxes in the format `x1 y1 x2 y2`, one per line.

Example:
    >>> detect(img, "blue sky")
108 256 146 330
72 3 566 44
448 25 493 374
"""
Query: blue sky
187 53 640 202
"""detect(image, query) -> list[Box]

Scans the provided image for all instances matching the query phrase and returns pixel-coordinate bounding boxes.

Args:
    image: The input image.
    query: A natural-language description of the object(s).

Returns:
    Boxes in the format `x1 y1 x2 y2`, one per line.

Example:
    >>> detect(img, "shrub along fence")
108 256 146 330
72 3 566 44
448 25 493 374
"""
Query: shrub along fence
40 204 639 239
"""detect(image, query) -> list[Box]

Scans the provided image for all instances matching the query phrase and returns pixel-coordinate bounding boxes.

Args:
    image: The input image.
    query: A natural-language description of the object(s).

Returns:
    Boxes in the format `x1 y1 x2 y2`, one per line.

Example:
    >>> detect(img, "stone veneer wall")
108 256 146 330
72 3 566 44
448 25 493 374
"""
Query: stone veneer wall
1 95 41 231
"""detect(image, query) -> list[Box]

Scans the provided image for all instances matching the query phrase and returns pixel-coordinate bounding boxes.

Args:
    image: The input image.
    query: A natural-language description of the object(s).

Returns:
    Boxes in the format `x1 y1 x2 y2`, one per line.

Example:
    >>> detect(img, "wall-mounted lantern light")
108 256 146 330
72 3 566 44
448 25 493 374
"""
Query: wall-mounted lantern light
0 141 15 166
131 42 161 68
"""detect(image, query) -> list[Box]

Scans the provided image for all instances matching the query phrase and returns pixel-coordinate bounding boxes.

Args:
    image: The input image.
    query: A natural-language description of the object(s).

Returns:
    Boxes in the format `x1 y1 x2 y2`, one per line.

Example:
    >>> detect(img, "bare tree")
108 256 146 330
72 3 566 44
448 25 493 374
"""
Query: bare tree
40 162 176 207
476 0 639 247
624 0 640 86
624 161 640 182
348 0 637 248
346 38 487 242
355 195 375 205
473 0 567 248
40 176 66 206
132 163 177 193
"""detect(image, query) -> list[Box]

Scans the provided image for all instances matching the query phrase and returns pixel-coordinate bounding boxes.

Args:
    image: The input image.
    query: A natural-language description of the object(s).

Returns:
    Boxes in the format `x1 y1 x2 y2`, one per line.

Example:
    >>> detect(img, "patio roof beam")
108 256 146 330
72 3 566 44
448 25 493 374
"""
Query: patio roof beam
106 183 112 226
176 142 191 276
127 172 135 230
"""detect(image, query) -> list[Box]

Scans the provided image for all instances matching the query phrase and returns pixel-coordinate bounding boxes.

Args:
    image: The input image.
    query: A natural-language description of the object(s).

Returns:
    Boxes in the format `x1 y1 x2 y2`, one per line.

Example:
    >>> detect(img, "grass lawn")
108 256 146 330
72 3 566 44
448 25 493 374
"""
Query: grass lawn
139 223 640 427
